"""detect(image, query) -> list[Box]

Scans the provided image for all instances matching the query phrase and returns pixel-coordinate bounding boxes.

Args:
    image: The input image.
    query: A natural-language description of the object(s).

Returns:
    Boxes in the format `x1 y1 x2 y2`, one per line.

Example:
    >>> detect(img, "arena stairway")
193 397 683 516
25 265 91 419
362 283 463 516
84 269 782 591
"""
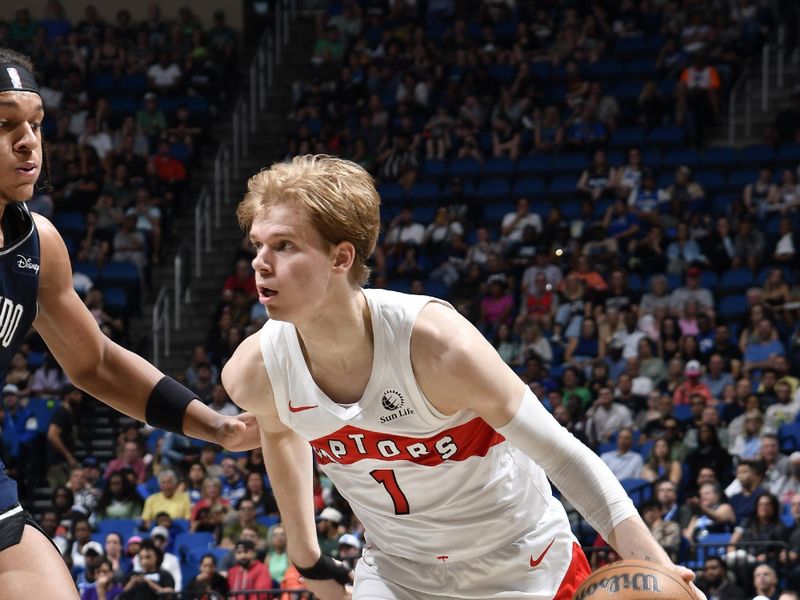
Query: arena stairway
127 14 316 378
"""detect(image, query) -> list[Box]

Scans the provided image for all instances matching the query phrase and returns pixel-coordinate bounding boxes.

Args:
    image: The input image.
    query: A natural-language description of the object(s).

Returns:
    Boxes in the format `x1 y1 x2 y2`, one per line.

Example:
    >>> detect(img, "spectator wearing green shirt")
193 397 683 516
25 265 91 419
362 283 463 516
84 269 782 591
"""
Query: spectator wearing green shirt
266 525 289 585
311 26 345 66
136 92 167 147
9 7 37 52
221 498 269 550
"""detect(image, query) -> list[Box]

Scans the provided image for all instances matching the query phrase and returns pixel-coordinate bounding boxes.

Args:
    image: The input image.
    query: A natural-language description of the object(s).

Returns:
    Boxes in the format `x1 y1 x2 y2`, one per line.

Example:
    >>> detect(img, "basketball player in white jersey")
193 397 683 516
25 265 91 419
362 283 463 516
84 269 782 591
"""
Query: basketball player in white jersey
222 155 704 600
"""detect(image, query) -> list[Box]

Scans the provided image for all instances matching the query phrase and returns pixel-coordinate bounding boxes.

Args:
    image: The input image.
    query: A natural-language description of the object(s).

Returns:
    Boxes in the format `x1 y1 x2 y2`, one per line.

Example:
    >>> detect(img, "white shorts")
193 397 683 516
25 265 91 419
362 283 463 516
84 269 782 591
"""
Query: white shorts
353 500 590 600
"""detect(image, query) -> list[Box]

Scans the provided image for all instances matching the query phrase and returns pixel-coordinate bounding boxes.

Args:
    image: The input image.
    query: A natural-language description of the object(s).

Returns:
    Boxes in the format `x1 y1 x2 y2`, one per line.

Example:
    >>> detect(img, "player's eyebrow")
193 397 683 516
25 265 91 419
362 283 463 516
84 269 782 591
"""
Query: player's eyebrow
0 99 44 112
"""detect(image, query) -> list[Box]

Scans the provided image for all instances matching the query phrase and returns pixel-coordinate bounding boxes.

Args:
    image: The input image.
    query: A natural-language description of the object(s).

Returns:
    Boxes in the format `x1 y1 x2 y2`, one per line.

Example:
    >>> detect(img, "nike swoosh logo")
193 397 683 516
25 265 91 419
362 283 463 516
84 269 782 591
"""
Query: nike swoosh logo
288 399 318 413
529 538 555 568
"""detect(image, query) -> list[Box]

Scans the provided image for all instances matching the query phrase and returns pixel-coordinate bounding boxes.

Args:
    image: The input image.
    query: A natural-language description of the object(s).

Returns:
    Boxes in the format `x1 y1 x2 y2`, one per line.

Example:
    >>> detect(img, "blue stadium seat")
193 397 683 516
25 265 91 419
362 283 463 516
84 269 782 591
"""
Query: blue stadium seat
256 515 280 529
727 169 758 189
174 532 215 562
483 157 515 178
694 170 725 192
776 143 800 163
699 271 719 289
611 127 645 148
718 268 754 293
621 478 652 507
419 159 446 181
102 287 129 314
377 182 404 204
72 260 99 282
183 96 210 117
448 157 483 179
26 351 44 369
739 144 775 164
686 533 731 570
779 423 800 452
54 212 86 237
425 279 449 299
613 36 647 58
558 201 582 220
587 59 623 81
405 181 439 205
547 176 578 196
624 58 656 79
646 126 685 148
88 73 116 94
718 295 748 321
186 546 227 569
641 148 663 168
97 519 140 541
484 201 515 225
512 177 545 197
661 149 699 169
413 206 436 224
627 273 643 293
711 194 736 217
674 404 693 422
118 74 148 94
475 177 511 199
488 64 515 83
698 147 737 168
638 439 654 459
549 153 587 174
26 396 58 433
611 80 642 100
99 261 140 289
515 155 551 176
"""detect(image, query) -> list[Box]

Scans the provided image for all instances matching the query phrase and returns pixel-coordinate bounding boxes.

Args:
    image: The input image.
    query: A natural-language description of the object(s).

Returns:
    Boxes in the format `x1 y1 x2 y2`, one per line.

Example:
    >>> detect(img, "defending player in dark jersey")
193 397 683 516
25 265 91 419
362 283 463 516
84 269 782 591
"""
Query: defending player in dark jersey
0 49 258 599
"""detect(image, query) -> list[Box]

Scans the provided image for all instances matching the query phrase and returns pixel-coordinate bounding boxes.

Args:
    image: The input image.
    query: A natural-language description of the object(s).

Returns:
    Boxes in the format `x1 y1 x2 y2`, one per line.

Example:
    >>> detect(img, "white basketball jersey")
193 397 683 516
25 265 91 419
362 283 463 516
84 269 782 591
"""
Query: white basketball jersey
260 289 556 565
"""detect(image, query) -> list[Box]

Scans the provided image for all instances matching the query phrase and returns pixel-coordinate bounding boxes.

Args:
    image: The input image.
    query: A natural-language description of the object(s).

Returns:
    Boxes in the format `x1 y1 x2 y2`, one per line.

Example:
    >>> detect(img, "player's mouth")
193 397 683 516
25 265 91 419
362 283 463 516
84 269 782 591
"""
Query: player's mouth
15 162 38 178
258 286 278 304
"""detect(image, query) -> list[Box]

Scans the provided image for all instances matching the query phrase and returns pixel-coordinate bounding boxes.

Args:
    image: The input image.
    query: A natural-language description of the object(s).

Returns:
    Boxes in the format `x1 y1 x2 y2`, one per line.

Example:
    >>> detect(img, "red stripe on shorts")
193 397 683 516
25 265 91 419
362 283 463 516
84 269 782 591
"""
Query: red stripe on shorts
553 542 591 600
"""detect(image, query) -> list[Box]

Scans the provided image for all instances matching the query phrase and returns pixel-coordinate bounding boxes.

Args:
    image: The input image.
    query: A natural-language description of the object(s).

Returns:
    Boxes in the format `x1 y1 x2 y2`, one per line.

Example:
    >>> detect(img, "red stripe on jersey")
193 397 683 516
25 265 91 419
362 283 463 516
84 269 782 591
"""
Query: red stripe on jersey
310 417 505 466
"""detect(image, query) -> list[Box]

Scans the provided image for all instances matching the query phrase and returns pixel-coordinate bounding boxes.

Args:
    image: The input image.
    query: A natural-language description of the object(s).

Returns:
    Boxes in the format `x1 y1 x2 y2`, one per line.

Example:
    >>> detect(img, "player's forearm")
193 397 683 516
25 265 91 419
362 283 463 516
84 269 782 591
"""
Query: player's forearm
607 515 673 565
262 428 320 566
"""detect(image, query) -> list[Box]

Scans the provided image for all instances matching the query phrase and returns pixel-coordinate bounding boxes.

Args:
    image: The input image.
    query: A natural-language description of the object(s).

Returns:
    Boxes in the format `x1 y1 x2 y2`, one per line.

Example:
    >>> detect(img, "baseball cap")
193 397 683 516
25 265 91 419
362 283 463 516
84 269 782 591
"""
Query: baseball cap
686 266 701 277
317 507 343 524
685 360 702 376
82 541 104 556
235 538 256 551
126 535 143 549
150 525 169 540
338 533 362 550
2 384 19 395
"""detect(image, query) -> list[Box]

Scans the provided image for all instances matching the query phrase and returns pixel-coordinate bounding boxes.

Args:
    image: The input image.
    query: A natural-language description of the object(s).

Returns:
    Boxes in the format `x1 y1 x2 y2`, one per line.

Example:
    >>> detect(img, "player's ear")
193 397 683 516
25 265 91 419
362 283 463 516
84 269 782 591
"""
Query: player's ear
332 241 356 274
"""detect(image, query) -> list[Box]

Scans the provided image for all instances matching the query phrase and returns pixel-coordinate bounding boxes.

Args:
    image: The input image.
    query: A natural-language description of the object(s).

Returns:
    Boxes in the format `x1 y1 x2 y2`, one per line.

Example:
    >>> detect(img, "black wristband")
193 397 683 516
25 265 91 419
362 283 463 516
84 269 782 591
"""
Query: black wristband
145 376 196 435
295 554 352 585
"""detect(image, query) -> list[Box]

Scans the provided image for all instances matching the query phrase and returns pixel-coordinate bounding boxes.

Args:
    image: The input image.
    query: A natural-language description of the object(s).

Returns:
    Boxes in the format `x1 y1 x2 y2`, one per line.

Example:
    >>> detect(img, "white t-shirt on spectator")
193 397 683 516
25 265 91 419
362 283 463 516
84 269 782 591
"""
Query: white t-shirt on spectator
501 211 542 242
147 63 182 88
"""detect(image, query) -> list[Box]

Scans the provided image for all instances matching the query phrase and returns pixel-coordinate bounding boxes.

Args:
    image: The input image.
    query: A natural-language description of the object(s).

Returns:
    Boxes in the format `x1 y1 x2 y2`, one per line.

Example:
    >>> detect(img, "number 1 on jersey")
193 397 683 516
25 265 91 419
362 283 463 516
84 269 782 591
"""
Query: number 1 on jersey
370 469 410 515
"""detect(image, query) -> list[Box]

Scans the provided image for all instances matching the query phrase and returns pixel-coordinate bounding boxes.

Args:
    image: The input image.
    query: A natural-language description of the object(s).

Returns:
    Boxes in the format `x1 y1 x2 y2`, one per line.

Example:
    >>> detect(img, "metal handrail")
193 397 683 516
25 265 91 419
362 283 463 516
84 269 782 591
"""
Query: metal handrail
728 71 749 146
152 288 170 367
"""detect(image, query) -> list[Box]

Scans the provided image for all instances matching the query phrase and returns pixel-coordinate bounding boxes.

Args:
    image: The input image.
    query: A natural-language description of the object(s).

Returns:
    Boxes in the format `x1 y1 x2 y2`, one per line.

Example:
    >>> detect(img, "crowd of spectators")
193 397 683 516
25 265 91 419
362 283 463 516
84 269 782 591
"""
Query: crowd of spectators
5 0 800 597
204 0 800 596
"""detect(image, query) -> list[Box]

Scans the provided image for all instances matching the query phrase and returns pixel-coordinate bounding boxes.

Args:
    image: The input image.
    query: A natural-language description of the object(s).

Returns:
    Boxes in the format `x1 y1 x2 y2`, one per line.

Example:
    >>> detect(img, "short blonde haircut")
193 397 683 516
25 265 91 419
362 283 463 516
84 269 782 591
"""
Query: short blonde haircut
237 155 381 286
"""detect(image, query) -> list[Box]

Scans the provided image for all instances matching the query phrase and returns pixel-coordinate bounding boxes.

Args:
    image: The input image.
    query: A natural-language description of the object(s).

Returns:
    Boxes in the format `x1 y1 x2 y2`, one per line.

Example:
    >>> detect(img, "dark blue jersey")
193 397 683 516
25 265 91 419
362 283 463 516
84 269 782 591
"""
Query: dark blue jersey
0 202 39 511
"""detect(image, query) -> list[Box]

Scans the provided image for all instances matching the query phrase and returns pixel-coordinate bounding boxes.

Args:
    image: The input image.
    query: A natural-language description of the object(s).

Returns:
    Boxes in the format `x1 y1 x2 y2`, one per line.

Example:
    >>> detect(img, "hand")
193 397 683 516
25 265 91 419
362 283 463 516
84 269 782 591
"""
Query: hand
96 574 110 590
217 411 261 451
675 565 706 600
305 579 352 600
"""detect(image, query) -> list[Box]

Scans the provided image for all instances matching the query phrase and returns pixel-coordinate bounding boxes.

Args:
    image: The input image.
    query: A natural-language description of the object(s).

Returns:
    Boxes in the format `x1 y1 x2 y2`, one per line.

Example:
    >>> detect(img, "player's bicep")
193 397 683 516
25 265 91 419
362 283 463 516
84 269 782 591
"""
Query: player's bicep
33 214 107 382
411 302 526 428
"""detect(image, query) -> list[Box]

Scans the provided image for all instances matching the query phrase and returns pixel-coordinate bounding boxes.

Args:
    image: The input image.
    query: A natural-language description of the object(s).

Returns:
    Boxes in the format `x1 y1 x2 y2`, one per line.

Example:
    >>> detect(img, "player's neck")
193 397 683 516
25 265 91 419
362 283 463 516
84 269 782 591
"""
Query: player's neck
294 287 370 367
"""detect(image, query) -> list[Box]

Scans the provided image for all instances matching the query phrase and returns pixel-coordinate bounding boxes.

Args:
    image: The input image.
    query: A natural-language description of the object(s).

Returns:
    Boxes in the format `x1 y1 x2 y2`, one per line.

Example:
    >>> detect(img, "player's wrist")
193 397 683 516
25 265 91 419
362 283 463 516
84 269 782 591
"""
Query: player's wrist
294 553 351 585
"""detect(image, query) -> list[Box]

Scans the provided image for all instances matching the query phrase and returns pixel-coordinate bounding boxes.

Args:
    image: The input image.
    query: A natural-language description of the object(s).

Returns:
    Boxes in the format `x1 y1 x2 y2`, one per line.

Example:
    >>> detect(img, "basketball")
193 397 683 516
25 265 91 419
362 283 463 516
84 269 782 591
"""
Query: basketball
574 560 695 600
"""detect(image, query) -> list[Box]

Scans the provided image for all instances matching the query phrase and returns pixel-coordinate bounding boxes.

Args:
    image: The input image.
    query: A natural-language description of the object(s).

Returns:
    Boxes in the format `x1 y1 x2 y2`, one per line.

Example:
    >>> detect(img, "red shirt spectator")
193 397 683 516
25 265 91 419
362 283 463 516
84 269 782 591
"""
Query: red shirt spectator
673 360 715 405
151 141 188 183
104 440 147 482
223 259 258 300
228 539 272 600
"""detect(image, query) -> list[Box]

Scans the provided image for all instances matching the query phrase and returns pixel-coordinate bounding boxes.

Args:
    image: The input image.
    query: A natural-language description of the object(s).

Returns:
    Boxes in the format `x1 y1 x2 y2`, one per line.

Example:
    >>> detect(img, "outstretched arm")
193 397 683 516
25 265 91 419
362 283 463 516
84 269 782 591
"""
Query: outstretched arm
411 302 704 598
32 213 259 450
222 334 350 600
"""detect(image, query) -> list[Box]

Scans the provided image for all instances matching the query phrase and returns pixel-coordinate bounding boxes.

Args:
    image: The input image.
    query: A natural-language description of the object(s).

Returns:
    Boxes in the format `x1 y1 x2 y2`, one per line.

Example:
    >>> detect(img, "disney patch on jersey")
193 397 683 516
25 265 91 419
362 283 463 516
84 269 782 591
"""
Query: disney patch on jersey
13 254 39 276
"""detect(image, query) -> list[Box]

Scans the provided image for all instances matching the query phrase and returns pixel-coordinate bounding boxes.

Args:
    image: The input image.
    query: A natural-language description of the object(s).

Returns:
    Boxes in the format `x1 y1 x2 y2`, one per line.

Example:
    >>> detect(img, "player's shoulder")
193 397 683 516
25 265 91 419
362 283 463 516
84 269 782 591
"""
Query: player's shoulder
222 330 273 411
31 211 58 239
411 302 479 371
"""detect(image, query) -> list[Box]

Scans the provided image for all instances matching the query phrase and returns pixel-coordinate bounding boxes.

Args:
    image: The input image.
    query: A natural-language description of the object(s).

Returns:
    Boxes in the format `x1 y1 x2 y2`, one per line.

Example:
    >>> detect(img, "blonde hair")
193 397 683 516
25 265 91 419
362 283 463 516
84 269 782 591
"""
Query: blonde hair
237 155 381 286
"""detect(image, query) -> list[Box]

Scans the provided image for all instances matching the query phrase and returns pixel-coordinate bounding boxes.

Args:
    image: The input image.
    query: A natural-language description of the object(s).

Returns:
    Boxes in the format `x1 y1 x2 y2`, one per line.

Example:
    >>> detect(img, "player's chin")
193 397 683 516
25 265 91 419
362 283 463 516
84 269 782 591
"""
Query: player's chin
3 184 35 203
